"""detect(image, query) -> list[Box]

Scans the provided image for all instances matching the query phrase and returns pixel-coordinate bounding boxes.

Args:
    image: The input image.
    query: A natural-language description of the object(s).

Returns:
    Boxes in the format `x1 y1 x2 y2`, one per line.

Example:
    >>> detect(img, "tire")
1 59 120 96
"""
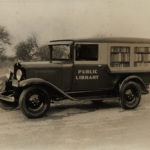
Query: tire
19 86 50 118
120 81 141 109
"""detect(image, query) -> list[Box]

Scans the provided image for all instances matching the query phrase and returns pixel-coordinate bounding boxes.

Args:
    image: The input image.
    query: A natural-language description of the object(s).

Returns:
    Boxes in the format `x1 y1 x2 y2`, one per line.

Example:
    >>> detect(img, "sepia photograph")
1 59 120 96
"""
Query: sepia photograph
0 0 150 149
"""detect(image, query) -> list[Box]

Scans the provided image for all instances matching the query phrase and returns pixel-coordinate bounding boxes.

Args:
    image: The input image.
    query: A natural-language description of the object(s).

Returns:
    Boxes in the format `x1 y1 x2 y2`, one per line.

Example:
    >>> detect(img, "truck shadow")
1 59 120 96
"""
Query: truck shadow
47 100 120 120
0 99 121 120
0 101 18 110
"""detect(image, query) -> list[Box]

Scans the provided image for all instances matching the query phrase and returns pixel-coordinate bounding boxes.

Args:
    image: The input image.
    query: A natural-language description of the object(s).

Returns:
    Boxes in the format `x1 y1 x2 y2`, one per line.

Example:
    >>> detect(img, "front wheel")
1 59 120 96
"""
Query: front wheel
120 81 141 109
19 86 50 118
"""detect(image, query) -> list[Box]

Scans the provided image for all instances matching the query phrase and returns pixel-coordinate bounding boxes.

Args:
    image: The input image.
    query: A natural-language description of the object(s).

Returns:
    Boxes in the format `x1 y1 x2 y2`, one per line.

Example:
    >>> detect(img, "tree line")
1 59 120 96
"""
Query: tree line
0 25 49 61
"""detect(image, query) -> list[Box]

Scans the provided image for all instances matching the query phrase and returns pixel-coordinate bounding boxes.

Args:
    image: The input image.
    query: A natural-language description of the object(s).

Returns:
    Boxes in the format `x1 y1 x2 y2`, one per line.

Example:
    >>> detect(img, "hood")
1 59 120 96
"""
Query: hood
14 61 73 89
20 61 64 69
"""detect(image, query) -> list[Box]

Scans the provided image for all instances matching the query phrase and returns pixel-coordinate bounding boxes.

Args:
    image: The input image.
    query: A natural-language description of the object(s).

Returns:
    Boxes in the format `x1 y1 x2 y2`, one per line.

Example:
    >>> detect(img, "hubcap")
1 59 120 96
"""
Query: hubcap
125 89 135 101
124 86 139 104
26 93 45 112
29 94 41 107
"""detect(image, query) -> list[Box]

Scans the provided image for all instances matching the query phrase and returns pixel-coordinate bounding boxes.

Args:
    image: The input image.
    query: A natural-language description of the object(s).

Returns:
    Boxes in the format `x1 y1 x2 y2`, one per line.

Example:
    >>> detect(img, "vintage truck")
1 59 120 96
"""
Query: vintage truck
0 37 150 118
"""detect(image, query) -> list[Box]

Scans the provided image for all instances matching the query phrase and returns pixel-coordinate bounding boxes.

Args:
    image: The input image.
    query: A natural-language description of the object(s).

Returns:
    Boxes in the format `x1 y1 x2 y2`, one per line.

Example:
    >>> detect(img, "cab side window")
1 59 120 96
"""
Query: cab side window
76 44 98 61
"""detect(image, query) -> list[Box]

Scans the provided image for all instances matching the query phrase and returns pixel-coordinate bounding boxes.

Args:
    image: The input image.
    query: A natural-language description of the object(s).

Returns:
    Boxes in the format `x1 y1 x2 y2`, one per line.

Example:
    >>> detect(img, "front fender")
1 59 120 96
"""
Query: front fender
18 78 77 101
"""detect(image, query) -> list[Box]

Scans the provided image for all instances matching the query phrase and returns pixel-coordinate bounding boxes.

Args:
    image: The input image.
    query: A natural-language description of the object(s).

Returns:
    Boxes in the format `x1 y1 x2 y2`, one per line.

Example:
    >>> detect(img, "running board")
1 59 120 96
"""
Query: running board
70 96 120 101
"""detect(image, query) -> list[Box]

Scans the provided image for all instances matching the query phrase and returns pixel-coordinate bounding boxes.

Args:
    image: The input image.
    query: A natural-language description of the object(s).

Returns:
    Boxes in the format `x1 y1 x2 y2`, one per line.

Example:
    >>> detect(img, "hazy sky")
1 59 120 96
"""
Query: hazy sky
1 0 150 55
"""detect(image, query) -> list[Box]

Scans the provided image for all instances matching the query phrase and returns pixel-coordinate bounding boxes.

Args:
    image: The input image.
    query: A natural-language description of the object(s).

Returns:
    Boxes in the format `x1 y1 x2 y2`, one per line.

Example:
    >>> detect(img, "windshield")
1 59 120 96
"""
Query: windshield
52 45 71 60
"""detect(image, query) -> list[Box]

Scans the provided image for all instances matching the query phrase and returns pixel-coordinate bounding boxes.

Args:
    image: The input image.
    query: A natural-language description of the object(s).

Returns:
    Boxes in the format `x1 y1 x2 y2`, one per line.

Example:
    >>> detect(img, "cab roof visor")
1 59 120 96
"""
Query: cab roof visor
49 41 74 45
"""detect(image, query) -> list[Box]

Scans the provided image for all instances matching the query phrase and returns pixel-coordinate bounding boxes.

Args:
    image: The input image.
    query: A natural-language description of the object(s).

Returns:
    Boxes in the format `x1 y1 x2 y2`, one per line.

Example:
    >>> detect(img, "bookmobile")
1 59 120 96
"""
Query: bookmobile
0 37 150 118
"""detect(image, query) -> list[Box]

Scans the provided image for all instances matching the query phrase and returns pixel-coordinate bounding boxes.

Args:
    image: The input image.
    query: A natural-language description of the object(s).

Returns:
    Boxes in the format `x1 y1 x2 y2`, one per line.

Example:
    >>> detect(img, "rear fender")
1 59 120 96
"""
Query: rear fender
119 75 148 94
19 78 77 101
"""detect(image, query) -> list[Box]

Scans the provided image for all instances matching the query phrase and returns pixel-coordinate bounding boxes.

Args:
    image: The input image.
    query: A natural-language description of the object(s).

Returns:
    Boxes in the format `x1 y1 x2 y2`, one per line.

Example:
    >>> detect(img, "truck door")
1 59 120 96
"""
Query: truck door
72 44 114 91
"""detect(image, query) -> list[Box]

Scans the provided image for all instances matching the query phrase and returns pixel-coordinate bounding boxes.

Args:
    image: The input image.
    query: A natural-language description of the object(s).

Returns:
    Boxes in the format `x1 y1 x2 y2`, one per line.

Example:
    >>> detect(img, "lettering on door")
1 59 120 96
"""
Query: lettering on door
75 69 99 80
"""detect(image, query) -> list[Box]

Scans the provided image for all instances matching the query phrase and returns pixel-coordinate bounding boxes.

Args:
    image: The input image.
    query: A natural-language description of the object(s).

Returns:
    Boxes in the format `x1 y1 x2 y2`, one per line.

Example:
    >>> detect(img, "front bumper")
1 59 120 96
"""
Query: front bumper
0 79 20 103
0 75 16 103
0 93 15 102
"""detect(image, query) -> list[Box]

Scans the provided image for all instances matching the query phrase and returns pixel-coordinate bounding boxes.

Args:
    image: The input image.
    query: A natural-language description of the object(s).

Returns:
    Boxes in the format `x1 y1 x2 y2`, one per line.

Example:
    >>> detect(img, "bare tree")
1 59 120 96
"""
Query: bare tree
15 34 39 61
0 25 11 56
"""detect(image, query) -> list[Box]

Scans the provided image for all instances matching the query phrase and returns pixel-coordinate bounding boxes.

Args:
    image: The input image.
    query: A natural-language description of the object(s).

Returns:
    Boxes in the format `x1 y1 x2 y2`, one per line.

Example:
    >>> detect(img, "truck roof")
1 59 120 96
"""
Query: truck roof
50 37 150 44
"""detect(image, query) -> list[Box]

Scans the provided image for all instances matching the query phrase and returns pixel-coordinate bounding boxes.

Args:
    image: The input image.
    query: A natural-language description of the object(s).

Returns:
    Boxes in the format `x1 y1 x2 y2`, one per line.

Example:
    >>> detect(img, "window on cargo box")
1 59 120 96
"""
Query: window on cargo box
110 47 130 67
76 44 98 61
134 47 150 67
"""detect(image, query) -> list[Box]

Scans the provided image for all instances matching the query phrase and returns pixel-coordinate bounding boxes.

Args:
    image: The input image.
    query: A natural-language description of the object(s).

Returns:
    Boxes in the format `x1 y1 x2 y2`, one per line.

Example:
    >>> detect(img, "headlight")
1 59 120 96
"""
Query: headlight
16 69 22 80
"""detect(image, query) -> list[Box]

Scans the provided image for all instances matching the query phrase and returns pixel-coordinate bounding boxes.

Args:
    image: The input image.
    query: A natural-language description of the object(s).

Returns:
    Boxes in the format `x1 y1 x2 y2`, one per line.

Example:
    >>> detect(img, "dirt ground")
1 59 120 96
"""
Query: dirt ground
0 94 150 150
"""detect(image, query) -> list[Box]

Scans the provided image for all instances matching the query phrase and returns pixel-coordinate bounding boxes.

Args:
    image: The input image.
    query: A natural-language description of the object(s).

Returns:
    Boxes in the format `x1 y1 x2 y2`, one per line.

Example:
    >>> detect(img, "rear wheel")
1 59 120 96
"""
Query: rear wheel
120 81 141 109
19 86 50 118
